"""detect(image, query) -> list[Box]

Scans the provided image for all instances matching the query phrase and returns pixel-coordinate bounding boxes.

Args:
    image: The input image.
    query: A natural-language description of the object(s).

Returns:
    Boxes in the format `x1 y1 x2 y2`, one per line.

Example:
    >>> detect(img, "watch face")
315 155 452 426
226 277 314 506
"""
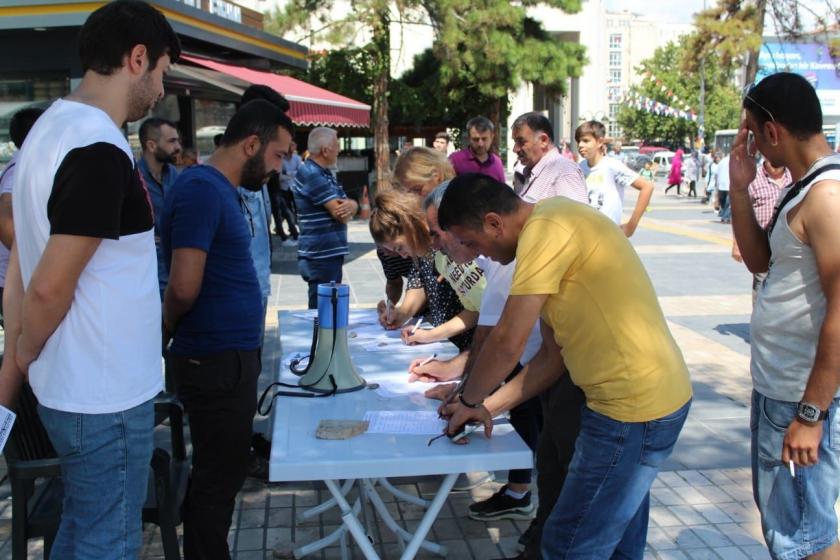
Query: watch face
799 403 820 422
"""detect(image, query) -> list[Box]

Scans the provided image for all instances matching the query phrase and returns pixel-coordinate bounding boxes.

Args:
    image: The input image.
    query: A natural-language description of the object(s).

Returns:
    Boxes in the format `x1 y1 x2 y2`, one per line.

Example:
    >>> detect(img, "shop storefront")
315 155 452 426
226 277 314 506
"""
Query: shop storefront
0 0 370 164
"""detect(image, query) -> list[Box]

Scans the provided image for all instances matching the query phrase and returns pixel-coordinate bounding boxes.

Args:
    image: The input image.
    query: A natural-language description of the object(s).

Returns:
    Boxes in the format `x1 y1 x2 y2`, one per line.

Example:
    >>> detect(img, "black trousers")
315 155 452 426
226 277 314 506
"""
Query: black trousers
268 187 298 239
525 374 585 560
170 349 260 560
507 395 543 485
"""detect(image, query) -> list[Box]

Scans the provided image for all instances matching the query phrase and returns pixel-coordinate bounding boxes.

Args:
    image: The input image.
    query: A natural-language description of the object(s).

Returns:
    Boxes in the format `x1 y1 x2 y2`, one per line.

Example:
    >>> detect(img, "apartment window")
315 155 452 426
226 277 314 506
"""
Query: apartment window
608 86 621 101
609 122 622 138
609 34 622 49
609 69 622 84
609 104 620 120
609 51 622 67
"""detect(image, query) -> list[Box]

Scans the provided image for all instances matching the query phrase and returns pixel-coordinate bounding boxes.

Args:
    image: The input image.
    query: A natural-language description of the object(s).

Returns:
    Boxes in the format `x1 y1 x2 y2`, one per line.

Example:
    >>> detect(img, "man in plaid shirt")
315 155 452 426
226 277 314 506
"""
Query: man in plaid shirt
732 157 792 300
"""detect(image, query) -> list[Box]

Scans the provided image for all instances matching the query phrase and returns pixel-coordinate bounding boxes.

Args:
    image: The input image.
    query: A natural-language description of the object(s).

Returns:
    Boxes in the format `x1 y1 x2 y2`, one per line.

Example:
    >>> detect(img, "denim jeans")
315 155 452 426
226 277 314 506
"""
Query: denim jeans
37 399 154 560
541 400 691 559
298 256 344 309
750 390 840 560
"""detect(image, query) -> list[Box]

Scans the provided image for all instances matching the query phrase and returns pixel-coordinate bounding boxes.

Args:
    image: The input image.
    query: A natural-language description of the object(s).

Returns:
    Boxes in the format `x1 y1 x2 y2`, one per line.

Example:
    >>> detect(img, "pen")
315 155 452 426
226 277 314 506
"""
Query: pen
789 460 796 478
418 353 438 367
384 293 392 323
410 316 423 334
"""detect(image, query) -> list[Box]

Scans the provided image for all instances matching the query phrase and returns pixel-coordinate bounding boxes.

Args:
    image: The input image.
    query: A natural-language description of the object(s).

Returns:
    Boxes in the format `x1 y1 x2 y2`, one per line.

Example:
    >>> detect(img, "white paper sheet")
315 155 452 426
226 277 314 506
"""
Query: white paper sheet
363 410 447 435
290 309 380 326
361 339 452 354
0 404 16 453
348 324 402 340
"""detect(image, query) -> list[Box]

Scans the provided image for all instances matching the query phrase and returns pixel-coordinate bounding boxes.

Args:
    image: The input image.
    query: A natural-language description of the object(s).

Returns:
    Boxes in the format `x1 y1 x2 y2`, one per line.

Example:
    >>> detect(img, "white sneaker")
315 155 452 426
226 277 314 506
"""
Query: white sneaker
287 238 298 247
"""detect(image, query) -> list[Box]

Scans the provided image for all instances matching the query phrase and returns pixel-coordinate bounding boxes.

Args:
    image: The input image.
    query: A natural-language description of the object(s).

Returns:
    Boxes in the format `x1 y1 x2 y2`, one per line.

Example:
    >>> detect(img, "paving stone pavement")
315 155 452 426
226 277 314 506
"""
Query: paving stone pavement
0 181 782 559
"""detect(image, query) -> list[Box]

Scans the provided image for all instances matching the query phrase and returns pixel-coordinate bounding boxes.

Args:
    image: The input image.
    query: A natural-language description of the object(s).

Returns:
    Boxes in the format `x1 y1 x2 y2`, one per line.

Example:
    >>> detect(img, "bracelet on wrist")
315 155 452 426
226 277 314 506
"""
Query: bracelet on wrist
458 392 483 409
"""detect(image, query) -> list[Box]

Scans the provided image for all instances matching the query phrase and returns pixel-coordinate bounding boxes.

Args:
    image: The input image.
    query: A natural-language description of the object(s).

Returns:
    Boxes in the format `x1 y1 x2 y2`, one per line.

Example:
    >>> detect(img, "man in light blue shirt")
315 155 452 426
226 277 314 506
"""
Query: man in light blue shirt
238 185 272 342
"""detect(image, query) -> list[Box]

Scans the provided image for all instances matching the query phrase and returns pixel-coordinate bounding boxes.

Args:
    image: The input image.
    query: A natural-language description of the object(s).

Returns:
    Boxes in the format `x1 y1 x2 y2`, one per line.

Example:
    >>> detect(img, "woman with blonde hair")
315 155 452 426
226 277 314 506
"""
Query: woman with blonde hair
369 188 483 352
392 146 455 196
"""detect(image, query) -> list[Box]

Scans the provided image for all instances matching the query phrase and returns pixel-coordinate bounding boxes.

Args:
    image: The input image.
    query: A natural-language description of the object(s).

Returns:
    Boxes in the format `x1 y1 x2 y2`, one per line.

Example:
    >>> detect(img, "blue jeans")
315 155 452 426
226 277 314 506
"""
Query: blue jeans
750 390 840 559
298 256 344 309
542 400 690 559
37 399 154 560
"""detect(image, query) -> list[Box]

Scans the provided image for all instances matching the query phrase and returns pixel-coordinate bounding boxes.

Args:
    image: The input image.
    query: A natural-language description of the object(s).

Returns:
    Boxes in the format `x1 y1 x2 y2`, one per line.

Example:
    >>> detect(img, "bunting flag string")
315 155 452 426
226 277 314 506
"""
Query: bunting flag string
639 71 696 116
620 90 698 123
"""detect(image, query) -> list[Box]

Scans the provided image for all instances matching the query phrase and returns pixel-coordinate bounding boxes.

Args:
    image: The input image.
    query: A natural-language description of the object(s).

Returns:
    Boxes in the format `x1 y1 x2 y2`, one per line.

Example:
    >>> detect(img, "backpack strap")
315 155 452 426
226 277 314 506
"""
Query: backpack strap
766 163 840 236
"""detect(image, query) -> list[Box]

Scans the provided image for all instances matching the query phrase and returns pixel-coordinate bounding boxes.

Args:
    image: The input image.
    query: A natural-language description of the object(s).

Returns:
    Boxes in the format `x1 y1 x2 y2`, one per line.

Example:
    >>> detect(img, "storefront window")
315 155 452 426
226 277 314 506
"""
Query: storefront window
0 75 68 164
195 98 236 157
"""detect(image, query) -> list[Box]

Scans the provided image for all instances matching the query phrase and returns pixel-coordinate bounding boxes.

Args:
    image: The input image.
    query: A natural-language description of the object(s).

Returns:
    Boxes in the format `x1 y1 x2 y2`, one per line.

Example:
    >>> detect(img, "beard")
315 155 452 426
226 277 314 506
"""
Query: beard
240 149 269 191
126 72 159 122
154 146 178 165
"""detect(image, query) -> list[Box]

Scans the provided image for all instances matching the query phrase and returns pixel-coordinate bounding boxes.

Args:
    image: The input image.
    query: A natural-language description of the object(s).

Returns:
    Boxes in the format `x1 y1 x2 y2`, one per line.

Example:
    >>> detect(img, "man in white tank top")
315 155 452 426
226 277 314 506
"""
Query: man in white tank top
730 72 840 560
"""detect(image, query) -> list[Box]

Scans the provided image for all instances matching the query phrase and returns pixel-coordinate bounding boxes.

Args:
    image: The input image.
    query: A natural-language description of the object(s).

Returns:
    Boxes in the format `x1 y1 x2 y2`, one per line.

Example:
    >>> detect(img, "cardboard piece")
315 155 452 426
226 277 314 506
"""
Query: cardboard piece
315 419 369 440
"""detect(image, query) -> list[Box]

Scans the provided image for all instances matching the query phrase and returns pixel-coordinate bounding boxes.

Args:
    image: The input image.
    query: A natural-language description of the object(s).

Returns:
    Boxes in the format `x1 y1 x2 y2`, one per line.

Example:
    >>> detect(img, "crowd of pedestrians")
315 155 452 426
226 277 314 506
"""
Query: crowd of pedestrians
0 2 838 560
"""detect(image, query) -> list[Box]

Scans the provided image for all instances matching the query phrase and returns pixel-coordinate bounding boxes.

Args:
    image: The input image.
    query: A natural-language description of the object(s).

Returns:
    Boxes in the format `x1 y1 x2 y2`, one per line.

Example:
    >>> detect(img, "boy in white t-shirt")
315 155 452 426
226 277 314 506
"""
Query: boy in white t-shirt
575 121 654 236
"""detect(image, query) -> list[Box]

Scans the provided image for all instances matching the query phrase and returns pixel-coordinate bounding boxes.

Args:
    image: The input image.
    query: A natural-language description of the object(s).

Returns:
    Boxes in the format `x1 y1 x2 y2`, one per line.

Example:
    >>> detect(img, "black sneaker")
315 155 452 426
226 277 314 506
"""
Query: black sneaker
517 519 539 550
468 485 535 521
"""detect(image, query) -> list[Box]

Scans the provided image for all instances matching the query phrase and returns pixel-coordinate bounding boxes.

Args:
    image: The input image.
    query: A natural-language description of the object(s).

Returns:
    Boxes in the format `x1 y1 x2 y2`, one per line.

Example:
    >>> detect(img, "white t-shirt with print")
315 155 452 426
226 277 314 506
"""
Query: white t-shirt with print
13 99 162 414
584 157 639 225
476 256 542 364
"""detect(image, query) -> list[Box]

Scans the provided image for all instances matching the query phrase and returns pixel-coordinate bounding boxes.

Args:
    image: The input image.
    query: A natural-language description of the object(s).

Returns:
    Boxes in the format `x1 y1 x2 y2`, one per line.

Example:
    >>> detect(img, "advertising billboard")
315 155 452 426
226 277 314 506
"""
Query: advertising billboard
758 42 840 116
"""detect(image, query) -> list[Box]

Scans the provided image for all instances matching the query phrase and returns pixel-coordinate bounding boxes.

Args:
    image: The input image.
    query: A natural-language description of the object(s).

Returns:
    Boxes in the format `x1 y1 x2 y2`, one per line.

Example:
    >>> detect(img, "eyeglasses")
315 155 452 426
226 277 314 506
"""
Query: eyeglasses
742 84 776 123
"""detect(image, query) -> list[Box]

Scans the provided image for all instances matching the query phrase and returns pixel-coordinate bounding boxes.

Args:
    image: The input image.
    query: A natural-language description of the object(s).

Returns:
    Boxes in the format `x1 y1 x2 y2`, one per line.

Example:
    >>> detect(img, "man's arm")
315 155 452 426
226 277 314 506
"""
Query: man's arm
163 248 207 337
324 198 358 224
385 277 403 305
17 235 101 372
783 181 840 466
0 244 27 406
459 293 547 405
622 176 654 237
0 193 13 250
729 123 770 273
442 320 565 437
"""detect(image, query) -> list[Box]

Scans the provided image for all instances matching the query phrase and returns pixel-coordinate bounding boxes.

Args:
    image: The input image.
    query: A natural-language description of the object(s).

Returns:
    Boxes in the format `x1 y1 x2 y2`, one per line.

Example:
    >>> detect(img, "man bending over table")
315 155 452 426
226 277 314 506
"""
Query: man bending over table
437 173 692 559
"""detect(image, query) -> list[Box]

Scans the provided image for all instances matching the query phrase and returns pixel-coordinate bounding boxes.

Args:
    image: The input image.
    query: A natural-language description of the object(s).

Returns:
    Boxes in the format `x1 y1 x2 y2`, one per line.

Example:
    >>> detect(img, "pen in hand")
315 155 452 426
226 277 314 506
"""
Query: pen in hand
410 316 423 335
418 353 437 368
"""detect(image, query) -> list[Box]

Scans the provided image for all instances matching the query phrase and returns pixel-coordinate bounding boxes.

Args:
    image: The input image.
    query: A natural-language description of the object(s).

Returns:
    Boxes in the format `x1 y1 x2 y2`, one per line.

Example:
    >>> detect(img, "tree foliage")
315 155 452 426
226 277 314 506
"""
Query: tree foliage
617 37 741 146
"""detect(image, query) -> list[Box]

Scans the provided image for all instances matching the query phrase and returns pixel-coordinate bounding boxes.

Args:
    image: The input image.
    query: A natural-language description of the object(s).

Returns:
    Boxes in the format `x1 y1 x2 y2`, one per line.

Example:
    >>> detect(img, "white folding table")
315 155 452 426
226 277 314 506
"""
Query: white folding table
269 310 533 560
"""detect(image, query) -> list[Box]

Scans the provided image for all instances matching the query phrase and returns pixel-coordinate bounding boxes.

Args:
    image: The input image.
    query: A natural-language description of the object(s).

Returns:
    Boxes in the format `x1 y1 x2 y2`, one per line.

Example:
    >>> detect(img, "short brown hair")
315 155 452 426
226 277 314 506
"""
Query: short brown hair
574 120 606 142
369 189 431 256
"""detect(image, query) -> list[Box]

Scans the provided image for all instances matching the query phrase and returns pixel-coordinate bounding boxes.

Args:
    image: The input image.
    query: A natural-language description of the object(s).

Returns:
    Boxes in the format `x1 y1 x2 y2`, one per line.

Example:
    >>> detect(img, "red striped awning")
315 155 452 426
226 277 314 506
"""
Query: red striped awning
182 55 371 128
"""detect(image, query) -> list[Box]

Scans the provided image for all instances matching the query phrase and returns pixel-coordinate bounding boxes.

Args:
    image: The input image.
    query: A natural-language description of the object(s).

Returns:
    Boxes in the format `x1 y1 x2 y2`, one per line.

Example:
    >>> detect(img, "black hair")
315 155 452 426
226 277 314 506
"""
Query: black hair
574 120 606 142
138 117 176 148
213 133 224 148
435 131 450 142
438 173 521 231
9 107 45 148
512 112 554 143
79 0 181 76
744 72 822 140
240 84 291 113
465 116 494 134
220 99 294 148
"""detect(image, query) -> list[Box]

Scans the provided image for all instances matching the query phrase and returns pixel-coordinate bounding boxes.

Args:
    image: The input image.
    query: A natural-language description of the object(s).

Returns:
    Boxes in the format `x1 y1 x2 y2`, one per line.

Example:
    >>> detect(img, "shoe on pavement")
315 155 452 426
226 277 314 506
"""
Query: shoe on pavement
452 471 494 491
517 518 539 550
286 238 298 247
468 484 535 521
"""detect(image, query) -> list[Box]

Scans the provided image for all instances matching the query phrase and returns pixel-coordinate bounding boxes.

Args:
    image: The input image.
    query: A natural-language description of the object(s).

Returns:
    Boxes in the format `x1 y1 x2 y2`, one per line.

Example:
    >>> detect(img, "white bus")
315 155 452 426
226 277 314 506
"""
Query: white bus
714 126 838 155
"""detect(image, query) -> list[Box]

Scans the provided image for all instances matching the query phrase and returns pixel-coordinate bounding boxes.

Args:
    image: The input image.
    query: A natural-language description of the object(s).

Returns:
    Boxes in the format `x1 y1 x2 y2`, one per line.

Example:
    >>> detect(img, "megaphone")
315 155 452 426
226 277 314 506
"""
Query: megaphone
295 282 366 394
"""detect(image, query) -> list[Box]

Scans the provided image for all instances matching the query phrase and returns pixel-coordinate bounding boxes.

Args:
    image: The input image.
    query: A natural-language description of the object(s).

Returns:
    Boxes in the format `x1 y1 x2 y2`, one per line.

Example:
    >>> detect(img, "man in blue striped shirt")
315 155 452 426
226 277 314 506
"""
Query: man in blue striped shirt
293 127 358 308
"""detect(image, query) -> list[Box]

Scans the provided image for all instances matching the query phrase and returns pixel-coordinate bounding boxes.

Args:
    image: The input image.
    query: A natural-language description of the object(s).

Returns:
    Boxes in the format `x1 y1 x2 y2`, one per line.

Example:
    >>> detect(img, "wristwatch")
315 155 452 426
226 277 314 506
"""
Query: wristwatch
458 392 484 409
797 401 828 425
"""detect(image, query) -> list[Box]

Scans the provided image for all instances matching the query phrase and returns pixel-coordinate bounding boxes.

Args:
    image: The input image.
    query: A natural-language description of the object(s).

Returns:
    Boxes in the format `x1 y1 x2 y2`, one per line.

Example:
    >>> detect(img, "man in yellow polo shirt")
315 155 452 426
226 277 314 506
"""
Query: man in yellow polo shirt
437 173 692 559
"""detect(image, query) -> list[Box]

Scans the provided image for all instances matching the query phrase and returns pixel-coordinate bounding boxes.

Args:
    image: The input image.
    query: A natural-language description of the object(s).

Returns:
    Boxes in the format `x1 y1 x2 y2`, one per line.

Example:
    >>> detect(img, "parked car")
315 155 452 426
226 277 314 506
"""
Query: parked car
652 151 675 176
639 145 670 155
626 153 653 173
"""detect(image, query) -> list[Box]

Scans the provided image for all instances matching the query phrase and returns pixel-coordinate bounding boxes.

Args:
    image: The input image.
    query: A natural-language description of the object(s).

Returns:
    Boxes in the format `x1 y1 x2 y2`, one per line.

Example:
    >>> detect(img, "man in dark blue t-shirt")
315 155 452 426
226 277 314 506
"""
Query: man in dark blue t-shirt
293 127 358 308
161 100 293 560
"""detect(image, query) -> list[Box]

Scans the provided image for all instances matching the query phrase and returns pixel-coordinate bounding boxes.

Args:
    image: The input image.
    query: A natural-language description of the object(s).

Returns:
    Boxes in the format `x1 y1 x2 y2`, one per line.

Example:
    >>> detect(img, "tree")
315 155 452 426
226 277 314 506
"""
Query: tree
427 0 587 136
267 0 418 189
617 37 741 146
685 0 840 87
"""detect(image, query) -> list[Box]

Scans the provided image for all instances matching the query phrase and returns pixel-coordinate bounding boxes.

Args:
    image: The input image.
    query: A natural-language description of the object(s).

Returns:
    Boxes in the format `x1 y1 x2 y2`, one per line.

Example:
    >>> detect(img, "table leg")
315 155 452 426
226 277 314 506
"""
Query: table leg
400 473 458 560
376 478 431 508
293 492 361 558
324 479 381 560
298 479 355 522
361 479 445 557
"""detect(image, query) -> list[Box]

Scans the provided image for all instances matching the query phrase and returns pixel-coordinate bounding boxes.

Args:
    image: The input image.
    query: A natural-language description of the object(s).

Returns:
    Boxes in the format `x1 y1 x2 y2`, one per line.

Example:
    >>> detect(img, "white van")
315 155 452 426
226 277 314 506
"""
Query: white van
652 151 675 176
